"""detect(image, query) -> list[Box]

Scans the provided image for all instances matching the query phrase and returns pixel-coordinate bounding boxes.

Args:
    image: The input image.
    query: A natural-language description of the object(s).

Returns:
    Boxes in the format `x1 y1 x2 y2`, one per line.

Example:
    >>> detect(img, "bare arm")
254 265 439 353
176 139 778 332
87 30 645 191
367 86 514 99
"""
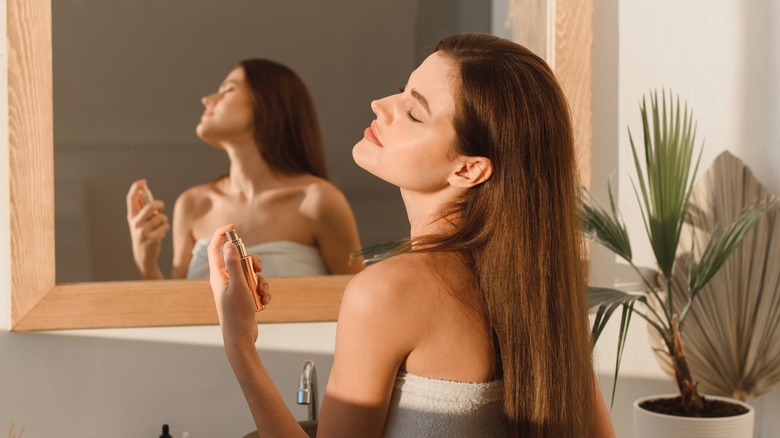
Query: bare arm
591 376 616 438
305 182 364 274
209 224 415 437
170 191 197 279
317 266 418 436
208 225 304 438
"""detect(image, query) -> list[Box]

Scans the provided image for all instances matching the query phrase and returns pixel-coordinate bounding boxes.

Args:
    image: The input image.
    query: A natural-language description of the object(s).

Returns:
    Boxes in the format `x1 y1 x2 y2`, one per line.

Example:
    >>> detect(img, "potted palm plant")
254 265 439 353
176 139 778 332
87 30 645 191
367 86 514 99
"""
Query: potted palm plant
657 151 780 403
584 90 777 438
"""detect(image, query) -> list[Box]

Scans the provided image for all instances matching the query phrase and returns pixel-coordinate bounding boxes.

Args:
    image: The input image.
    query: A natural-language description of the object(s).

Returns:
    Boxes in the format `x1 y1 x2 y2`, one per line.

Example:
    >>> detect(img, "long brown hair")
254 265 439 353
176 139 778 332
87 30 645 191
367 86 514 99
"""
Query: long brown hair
238 59 328 179
418 33 593 436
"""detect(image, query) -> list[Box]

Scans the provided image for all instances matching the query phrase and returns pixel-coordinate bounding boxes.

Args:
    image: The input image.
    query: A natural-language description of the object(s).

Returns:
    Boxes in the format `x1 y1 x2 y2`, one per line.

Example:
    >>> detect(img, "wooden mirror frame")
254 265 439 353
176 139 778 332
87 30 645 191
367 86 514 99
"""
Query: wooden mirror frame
8 0 592 331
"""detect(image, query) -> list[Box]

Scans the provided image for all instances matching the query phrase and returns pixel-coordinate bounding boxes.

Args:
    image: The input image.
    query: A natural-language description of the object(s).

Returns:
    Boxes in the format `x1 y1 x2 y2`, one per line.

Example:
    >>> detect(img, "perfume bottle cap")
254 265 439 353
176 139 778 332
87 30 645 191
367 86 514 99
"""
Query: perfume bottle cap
226 230 240 242
225 230 248 258
139 182 154 206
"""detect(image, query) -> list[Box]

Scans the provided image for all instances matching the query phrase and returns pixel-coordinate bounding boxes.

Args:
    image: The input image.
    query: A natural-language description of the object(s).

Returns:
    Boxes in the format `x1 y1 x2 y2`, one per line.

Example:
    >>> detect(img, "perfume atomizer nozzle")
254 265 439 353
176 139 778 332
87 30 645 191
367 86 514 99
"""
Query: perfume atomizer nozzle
226 230 249 258
139 182 155 206
225 229 264 312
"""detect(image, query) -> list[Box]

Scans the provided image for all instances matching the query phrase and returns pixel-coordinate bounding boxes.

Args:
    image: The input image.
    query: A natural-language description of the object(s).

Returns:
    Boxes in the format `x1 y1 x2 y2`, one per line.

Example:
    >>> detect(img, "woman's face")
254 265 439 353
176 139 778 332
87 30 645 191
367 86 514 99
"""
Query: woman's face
196 67 255 146
352 52 460 193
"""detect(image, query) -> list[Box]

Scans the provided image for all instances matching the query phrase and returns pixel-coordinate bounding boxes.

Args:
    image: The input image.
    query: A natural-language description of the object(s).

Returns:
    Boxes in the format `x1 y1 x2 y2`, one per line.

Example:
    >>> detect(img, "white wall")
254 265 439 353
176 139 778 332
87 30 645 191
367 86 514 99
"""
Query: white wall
591 0 780 437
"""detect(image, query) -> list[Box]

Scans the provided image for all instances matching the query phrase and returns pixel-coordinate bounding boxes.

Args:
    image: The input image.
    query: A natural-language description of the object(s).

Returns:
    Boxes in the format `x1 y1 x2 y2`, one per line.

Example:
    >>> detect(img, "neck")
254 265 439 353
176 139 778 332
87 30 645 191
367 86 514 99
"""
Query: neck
401 187 463 240
221 140 283 198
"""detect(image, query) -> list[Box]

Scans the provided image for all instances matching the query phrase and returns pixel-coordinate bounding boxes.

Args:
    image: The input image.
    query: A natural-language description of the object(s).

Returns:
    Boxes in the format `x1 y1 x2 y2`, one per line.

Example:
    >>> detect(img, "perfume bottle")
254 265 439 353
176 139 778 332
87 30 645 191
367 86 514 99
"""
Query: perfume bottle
139 181 155 207
226 230 263 311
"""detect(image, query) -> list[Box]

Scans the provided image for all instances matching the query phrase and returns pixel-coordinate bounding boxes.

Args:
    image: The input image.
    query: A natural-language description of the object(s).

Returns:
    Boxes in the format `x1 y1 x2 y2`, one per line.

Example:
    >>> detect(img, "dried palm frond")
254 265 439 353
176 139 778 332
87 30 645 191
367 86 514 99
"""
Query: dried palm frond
649 151 780 400
6 423 25 438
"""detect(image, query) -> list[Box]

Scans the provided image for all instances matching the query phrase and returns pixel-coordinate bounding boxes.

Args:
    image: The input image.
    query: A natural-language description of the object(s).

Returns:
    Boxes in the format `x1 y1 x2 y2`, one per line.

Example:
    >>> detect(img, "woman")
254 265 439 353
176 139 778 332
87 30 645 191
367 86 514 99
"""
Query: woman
126 59 362 279
209 34 615 437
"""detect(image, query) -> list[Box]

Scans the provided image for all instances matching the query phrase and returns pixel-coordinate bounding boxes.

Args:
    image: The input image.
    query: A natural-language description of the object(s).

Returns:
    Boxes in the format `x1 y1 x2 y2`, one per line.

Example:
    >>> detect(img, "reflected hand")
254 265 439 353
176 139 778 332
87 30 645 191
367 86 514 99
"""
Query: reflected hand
208 224 271 346
126 179 169 277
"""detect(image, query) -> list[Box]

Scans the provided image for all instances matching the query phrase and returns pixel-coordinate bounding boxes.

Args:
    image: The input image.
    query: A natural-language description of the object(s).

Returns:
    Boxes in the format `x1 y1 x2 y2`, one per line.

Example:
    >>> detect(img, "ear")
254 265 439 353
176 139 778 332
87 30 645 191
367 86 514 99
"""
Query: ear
448 156 493 189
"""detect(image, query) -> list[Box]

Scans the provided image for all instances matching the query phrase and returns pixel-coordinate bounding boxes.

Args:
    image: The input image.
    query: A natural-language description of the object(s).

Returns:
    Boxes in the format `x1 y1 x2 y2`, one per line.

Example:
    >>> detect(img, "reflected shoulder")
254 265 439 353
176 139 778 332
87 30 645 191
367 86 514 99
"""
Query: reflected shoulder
175 178 226 206
300 177 352 219
303 177 347 201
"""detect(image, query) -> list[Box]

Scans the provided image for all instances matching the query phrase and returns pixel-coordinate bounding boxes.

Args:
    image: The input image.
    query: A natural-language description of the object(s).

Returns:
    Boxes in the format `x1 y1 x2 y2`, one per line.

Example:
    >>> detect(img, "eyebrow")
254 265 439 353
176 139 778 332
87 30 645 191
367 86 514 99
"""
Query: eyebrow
411 89 431 115
219 79 240 89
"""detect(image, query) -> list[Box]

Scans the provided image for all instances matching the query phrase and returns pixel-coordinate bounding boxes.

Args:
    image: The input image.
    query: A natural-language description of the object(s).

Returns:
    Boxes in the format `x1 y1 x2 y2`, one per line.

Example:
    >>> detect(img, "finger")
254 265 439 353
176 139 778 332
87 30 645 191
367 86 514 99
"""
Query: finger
135 211 168 236
147 222 170 240
221 240 246 284
147 199 166 217
126 179 147 215
250 254 263 273
146 211 169 229
132 202 166 228
257 274 271 306
139 200 166 218
207 224 235 275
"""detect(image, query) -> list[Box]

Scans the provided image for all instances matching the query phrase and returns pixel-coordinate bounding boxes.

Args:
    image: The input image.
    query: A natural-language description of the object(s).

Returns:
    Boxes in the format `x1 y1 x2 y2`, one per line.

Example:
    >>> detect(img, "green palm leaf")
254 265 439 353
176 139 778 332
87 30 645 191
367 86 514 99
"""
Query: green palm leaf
350 239 409 267
589 287 648 407
582 185 633 262
629 91 703 280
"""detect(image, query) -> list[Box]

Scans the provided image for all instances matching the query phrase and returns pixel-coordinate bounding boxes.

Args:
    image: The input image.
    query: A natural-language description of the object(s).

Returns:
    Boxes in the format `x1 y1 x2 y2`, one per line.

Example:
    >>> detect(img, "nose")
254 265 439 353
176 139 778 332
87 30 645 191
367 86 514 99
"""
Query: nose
201 92 217 107
371 95 394 124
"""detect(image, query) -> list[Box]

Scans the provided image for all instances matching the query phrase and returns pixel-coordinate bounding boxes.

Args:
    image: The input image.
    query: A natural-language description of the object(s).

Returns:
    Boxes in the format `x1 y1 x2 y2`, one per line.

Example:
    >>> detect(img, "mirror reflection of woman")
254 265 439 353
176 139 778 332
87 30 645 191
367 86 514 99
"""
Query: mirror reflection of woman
126 59 363 279
209 34 615 437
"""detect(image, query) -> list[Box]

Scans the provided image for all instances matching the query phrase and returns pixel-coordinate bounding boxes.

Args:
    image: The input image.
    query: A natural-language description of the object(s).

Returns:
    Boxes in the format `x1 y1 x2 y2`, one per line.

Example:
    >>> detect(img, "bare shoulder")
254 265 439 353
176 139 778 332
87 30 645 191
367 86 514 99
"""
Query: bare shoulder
338 253 437 351
174 179 223 212
341 253 436 316
296 177 351 220
299 176 344 197
172 179 226 235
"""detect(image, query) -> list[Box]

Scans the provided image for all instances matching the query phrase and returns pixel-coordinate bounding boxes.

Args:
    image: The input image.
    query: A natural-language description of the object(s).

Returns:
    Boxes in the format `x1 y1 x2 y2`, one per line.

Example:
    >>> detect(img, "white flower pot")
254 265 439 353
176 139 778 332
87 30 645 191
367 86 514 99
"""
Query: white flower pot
633 394 754 438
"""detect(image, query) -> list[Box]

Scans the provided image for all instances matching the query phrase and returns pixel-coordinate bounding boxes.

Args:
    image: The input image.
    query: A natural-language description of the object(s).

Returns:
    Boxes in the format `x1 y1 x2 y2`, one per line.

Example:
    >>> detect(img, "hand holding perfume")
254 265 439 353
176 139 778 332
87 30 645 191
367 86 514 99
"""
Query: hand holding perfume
226 230 264 312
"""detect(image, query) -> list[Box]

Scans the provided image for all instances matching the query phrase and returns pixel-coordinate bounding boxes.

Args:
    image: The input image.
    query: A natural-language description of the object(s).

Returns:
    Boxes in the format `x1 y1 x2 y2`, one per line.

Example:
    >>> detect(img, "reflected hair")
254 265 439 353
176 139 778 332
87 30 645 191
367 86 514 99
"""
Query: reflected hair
239 59 328 179
416 33 594 437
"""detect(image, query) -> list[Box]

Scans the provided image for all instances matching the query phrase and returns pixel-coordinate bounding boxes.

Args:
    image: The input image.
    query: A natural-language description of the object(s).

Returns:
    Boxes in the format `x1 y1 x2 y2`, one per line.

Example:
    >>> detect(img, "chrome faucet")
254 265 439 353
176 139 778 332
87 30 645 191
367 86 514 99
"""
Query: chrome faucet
297 360 318 421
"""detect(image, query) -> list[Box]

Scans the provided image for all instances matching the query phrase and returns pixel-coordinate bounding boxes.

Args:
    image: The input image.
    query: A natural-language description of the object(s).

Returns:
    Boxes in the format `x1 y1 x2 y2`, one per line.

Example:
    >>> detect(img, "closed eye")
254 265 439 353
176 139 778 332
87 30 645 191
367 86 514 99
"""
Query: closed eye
400 87 421 122
219 87 235 96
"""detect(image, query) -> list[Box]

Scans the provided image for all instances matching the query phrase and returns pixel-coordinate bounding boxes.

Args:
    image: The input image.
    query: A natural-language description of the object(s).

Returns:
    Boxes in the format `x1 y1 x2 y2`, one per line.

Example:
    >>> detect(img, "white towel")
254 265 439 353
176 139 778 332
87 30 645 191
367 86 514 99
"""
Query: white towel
382 372 507 437
186 239 329 279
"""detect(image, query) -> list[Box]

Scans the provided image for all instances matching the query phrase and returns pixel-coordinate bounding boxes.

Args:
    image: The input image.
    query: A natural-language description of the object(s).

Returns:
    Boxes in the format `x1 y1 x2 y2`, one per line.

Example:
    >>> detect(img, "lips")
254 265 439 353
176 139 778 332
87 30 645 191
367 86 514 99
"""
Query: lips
364 121 383 147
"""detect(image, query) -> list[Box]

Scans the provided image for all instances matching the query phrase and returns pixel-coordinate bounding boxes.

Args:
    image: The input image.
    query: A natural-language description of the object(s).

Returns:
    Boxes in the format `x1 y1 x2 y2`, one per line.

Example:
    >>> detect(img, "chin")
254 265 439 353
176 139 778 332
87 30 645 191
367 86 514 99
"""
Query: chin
195 129 224 150
352 141 374 172
195 123 208 139
353 143 398 188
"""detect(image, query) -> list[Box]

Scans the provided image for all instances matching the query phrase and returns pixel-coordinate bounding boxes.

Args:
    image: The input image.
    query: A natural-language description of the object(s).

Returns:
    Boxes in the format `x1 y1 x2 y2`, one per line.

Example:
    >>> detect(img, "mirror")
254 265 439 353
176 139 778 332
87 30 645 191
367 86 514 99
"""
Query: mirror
52 0 446 283
9 0 592 331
